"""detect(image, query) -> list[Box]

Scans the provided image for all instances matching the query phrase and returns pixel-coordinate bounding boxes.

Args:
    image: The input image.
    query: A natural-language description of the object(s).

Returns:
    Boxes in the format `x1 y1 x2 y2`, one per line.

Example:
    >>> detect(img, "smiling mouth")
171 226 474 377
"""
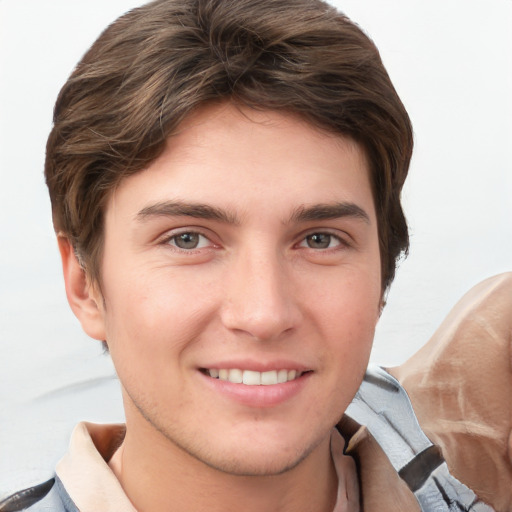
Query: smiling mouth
201 368 308 385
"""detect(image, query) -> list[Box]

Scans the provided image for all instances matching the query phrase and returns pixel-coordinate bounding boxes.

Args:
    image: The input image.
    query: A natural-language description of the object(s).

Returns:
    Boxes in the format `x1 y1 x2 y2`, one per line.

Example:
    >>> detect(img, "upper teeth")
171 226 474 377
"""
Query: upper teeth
208 369 302 385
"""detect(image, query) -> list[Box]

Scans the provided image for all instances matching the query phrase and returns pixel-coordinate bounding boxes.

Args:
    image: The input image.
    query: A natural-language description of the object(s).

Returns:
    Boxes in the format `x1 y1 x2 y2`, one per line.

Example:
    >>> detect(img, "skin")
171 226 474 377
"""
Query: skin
61 102 382 512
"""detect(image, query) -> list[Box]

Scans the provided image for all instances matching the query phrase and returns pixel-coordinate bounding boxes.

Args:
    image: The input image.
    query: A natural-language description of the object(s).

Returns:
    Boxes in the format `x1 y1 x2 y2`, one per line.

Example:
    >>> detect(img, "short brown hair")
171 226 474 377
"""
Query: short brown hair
45 0 413 291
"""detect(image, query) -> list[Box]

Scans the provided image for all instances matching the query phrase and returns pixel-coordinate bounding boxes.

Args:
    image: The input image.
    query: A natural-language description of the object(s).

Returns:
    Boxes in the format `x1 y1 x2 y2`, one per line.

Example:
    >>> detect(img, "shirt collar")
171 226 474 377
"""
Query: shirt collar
57 421 365 512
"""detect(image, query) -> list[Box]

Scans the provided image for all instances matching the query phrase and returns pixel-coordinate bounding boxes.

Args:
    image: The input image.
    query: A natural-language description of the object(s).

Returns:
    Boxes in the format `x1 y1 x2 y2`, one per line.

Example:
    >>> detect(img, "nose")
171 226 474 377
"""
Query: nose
220 246 302 341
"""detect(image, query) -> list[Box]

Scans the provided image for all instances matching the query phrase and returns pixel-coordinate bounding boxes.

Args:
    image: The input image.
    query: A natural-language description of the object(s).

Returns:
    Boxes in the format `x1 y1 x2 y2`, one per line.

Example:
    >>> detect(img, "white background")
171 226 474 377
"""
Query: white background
1 0 511 495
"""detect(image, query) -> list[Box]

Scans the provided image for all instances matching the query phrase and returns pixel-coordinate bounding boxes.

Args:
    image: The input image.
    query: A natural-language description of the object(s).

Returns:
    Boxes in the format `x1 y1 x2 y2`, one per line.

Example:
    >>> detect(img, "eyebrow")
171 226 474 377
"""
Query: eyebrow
137 201 240 224
289 202 370 224
136 200 370 226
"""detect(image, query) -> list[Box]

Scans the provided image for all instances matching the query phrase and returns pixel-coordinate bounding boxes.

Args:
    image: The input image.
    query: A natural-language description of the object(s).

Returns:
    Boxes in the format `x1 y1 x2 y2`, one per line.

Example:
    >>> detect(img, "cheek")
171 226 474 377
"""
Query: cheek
101 266 219 362
321 279 379 393
319 267 381 326
313 268 381 369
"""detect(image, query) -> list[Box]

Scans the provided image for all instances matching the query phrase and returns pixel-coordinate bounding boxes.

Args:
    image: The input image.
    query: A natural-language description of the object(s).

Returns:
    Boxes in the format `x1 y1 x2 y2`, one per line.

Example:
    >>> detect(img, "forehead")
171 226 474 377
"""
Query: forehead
169 102 368 171
107 102 374 222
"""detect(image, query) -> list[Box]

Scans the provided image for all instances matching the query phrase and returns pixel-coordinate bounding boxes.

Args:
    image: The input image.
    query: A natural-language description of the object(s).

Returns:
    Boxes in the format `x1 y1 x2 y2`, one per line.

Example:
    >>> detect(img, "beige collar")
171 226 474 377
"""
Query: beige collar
57 421 367 512
57 422 136 512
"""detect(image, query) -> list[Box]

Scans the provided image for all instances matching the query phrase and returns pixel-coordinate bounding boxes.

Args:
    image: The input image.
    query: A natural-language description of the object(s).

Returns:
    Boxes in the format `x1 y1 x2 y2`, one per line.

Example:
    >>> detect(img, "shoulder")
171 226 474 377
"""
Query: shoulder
344 365 494 511
0 477 78 512
390 272 512 511
341 273 512 511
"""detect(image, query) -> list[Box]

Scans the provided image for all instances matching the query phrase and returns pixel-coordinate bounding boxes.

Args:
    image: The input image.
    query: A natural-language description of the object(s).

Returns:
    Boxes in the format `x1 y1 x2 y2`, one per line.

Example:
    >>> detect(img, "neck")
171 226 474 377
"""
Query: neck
109 421 339 512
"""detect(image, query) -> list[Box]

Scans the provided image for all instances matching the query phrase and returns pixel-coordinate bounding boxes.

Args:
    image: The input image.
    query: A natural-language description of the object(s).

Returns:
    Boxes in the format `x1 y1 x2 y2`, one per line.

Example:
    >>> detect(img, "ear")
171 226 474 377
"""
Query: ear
58 236 106 341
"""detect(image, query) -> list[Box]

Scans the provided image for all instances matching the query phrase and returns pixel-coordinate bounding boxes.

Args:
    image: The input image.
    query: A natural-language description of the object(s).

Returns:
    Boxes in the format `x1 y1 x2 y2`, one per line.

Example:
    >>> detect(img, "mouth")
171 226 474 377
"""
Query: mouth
201 368 308 385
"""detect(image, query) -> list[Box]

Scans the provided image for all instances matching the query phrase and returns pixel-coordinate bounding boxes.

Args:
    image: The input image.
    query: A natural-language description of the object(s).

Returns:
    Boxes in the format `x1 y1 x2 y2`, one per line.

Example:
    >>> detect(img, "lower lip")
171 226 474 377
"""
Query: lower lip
198 371 312 408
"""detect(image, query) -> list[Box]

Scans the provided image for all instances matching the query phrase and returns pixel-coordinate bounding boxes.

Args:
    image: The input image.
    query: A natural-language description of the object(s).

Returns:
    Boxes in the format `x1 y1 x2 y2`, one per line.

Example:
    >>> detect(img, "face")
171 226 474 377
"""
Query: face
91 103 382 476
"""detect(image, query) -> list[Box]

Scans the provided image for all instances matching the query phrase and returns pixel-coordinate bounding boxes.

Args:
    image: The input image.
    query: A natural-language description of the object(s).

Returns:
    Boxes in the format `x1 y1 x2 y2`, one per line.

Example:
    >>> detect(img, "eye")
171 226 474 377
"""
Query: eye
167 232 211 250
300 233 342 249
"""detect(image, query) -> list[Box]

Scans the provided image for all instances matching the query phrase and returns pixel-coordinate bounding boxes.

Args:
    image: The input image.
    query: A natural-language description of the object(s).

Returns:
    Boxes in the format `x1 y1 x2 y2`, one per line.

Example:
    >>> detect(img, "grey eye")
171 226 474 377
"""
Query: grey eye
172 232 201 249
305 233 333 249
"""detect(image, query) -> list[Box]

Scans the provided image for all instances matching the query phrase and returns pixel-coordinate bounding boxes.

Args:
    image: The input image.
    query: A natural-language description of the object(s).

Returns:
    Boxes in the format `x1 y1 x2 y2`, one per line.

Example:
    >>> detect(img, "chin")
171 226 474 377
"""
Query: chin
127 387 334 477
170 422 328 478
190 445 312 477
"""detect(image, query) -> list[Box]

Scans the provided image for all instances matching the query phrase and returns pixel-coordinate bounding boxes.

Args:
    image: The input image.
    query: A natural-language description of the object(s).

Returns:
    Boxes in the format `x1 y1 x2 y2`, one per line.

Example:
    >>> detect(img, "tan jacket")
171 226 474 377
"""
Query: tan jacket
340 273 512 511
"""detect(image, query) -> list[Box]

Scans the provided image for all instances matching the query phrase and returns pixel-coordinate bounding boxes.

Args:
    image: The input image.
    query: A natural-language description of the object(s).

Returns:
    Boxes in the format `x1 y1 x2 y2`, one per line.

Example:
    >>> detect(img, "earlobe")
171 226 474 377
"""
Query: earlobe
58 236 106 341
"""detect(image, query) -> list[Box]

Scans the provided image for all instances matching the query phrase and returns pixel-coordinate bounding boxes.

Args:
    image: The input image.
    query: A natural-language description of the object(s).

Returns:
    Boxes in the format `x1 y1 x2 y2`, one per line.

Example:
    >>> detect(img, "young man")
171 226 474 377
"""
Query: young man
2 0 510 511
